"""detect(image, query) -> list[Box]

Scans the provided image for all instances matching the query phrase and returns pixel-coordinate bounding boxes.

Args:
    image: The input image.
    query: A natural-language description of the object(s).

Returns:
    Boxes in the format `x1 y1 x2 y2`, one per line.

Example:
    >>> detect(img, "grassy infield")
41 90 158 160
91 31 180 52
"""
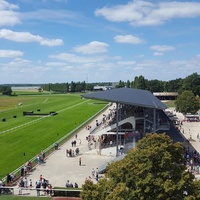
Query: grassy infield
0 90 173 200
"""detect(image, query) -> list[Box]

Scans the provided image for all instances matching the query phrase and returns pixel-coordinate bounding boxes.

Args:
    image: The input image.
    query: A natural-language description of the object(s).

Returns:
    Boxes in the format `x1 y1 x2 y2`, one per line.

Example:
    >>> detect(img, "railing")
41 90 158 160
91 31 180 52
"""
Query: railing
0 186 82 197
0 187 14 195
98 154 126 174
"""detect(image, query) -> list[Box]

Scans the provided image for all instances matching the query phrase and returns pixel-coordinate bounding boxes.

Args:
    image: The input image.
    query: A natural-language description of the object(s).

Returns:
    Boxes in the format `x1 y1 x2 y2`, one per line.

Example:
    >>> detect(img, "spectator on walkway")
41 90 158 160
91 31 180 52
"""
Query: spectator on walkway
39 175 42 181
26 161 32 171
54 143 58 150
42 178 47 195
75 182 78 188
95 168 99 181
29 179 32 187
6 174 11 184
66 180 70 188
41 151 45 162
46 184 53 196
75 148 79 156
18 178 24 195
92 168 95 178
36 180 41 196
24 177 28 188
20 167 24 176
79 157 82 166
37 154 42 164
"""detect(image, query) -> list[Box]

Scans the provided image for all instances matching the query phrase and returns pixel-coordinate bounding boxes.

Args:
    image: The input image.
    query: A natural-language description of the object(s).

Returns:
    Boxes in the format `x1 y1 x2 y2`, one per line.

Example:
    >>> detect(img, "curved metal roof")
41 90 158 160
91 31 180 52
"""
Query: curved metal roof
82 88 167 110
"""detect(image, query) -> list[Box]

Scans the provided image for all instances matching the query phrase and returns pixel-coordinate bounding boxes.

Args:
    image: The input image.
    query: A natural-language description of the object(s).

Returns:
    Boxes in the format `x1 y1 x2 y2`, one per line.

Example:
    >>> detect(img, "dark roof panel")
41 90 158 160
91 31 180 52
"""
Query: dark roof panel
82 88 167 110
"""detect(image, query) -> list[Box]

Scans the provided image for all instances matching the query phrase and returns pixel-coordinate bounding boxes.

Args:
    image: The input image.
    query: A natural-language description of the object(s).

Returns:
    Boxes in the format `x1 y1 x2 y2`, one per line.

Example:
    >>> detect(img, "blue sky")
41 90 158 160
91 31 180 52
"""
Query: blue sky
1 0 200 84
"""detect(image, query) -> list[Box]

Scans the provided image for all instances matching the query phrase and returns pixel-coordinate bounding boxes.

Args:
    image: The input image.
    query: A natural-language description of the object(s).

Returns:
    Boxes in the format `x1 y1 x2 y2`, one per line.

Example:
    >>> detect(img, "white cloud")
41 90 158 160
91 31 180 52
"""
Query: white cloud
95 1 200 26
0 1 20 26
153 52 163 56
49 53 107 63
46 62 67 67
150 45 175 52
73 41 109 54
0 50 23 58
114 35 145 44
0 29 64 47
117 61 136 65
9 58 32 66
19 8 89 29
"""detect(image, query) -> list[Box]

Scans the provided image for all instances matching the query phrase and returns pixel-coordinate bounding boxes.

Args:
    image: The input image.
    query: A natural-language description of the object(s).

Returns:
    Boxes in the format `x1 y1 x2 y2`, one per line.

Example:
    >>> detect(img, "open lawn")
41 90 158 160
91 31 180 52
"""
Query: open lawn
0 93 106 179
163 100 176 108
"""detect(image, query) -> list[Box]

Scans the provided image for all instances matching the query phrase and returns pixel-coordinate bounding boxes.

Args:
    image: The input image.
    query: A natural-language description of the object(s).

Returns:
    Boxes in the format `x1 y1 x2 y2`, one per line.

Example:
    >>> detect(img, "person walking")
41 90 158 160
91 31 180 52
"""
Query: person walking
79 157 81 166
92 168 95 178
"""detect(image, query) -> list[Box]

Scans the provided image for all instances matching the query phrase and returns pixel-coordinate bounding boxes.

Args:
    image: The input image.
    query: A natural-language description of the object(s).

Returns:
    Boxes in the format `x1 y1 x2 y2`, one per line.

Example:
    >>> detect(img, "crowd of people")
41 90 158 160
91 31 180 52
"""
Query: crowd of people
35 175 52 196
0 179 12 194
184 145 200 174
65 180 78 188
37 151 45 164
18 174 53 196
66 147 79 157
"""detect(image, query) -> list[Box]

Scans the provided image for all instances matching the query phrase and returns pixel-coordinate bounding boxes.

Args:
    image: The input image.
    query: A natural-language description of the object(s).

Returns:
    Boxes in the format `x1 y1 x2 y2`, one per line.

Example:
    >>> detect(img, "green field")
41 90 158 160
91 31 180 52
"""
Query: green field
0 92 106 179
163 100 176 108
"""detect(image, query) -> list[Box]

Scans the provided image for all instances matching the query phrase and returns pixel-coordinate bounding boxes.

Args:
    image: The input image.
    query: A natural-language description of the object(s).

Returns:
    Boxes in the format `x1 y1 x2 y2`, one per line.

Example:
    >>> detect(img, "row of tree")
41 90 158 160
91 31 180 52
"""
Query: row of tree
40 72 200 96
116 72 200 96
1 72 199 95
42 81 112 93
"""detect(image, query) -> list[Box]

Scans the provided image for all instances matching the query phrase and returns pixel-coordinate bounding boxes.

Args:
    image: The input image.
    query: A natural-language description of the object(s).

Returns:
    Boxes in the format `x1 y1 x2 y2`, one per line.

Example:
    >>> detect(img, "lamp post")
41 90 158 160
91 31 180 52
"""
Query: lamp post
189 128 192 140
116 102 119 157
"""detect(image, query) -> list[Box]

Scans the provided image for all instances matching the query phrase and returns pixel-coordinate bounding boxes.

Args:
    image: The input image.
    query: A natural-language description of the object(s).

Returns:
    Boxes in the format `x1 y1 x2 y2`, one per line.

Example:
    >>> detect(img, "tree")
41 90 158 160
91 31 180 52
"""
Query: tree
132 75 147 90
164 78 182 92
1 86 12 95
116 80 125 88
70 81 76 92
179 73 200 96
146 79 164 93
126 80 131 88
81 134 200 200
175 91 200 114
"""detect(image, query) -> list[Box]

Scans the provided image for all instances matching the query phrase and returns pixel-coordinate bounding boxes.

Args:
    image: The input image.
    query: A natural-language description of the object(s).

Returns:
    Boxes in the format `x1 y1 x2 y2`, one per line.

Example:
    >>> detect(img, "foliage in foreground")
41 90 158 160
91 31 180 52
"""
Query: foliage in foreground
81 134 200 200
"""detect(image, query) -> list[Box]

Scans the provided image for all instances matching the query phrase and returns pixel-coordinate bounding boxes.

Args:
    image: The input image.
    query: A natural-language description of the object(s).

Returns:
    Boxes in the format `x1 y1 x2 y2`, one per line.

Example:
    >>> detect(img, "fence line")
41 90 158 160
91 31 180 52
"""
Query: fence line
0 186 83 196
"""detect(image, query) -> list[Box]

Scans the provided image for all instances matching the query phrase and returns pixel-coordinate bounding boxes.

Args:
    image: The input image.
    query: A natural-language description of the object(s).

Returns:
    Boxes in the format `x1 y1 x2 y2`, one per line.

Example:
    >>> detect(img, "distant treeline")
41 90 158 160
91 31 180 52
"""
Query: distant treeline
41 73 200 96
42 81 112 93
116 72 200 96
1 72 200 96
